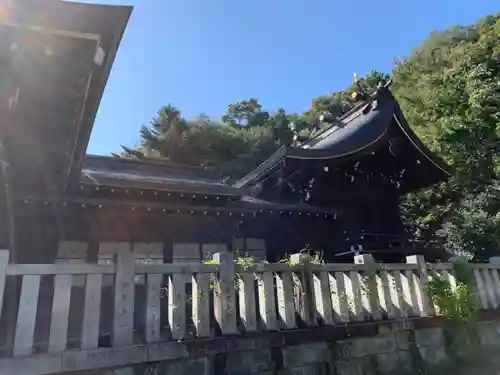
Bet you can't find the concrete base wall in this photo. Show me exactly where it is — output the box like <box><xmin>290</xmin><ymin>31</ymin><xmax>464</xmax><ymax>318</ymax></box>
<box><xmin>106</xmin><ymin>319</ymin><xmax>500</xmax><ymax>375</ymax></box>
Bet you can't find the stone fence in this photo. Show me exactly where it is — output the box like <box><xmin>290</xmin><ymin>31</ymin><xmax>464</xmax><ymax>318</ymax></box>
<box><xmin>0</xmin><ymin>246</ymin><xmax>500</xmax><ymax>374</ymax></box>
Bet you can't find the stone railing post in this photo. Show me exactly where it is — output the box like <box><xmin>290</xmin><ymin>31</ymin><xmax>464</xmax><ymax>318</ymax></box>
<box><xmin>449</xmin><ymin>255</ymin><xmax>468</xmax><ymax>263</ymax></box>
<box><xmin>354</xmin><ymin>254</ymin><xmax>382</xmax><ymax>320</ymax></box>
<box><xmin>290</xmin><ymin>253</ymin><xmax>317</xmax><ymax>326</ymax></box>
<box><xmin>0</xmin><ymin>250</ymin><xmax>9</xmax><ymax>316</ymax></box>
<box><xmin>406</xmin><ymin>254</ymin><xmax>432</xmax><ymax>317</ymax></box>
<box><xmin>448</xmin><ymin>256</ymin><xmax>488</xmax><ymax>310</ymax></box>
<box><xmin>489</xmin><ymin>256</ymin><xmax>500</xmax><ymax>265</ymax></box>
<box><xmin>212</xmin><ymin>251</ymin><xmax>238</xmax><ymax>335</ymax></box>
<box><xmin>112</xmin><ymin>244</ymin><xmax>135</xmax><ymax>347</ymax></box>
<box><xmin>488</xmin><ymin>257</ymin><xmax>500</xmax><ymax>302</ymax></box>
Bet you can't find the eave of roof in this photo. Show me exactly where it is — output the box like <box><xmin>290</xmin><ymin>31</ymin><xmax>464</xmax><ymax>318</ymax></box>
<box><xmin>391</xmin><ymin>103</ymin><xmax>451</xmax><ymax>179</ymax></box>
<box><xmin>237</xmin><ymin>196</ymin><xmax>333</xmax><ymax>215</ymax></box>
<box><xmin>12</xmin><ymin>193</ymin><xmax>334</xmax><ymax>217</ymax></box>
<box><xmin>0</xmin><ymin>1</ymin><xmax>133</xmax><ymax>193</ymax></box>
<box><xmin>61</xmin><ymin>2</ymin><xmax>133</xmax><ymax>191</ymax></box>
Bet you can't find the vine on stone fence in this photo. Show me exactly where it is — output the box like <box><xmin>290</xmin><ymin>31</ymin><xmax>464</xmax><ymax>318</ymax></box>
<box><xmin>279</xmin><ymin>251</ymin><xmax>325</xmax><ymax>300</ymax></box>
<box><xmin>202</xmin><ymin>252</ymin><xmax>257</xmax><ymax>293</ymax></box>
<box><xmin>427</xmin><ymin>260</ymin><xmax>479</xmax><ymax>362</ymax></box>
<box><xmin>201</xmin><ymin>249</ymin><xmax>325</xmax><ymax>293</ymax></box>
<box><xmin>279</xmin><ymin>249</ymin><xmax>325</xmax><ymax>266</ymax></box>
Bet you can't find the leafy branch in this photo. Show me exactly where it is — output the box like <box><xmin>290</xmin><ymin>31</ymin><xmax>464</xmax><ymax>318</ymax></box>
<box><xmin>427</xmin><ymin>260</ymin><xmax>479</xmax><ymax>362</ymax></box>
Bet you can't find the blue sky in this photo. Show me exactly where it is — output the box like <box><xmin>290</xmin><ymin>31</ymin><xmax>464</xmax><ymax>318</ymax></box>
<box><xmin>84</xmin><ymin>0</ymin><xmax>499</xmax><ymax>155</ymax></box>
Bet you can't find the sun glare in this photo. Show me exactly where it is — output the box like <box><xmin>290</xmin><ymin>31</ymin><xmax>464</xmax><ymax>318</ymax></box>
<box><xmin>0</xmin><ymin>4</ymin><xmax>11</xmax><ymax>24</ymax></box>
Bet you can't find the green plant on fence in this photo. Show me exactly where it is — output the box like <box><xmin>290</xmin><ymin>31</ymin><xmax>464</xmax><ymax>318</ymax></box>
<box><xmin>201</xmin><ymin>252</ymin><xmax>256</xmax><ymax>294</ymax></box>
<box><xmin>279</xmin><ymin>250</ymin><xmax>324</xmax><ymax>294</ymax></box>
<box><xmin>359</xmin><ymin>261</ymin><xmax>382</xmax><ymax>297</ymax></box>
<box><xmin>197</xmin><ymin>249</ymin><xmax>325</xmax><ymax>301</ymax></box>
<box><xmin>427</xmin><ymin>260</ymin><xmax>479</xmax><ymax>363</ymax></box>
<box><xmin>202</xmin><ymin>257</ymin><xmax>220</xmax><ymax>293</ymax></box>
<box><xmin>279</xmin><ymin>249</ymin><xmax>325</xmax><ymax>266</ymax></box>
<box><xmin>145</xmin><ymin>362</ymin><xmax>163</xmax><ymax>375</ymax></box>
<box><xmin>234</xmin><ymin>252</ymin><xmax>256</xmax><ymax>273</ymax></box>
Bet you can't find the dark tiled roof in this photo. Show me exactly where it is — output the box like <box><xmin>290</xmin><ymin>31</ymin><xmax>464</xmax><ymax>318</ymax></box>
<box><xmin>80</xmin><ymin>155</ymin><xmax>244</xmax><ymax>196</ymax></box>
<box><xmin>234</xmin><ymin>86</ymin><xmax>451</xmax><ymax>191</ymax></box>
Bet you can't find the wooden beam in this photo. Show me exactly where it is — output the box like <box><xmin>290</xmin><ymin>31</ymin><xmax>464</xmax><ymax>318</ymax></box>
<box><xmin>3</xmin><ymin>22</ymin><xmax>101</xmax><ymax>41</ymax></box>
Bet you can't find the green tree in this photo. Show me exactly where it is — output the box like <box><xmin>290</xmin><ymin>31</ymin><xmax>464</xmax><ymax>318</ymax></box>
<box><xmin>120</xmin><ymin>104</ymin><xmax>280</xmax><ymax>180</ymax></box>
<box><xmin>395</xmin><ymin>14</ymin><xmax>500</xmax><ymax>259</ymax></box>
<box><xmin>222</xmin><ymin>98</ymin><xmax>269</xmax><ymax>128</ymax></box>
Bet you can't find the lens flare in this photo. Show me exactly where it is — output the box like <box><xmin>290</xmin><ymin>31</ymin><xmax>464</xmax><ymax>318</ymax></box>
<box><xmin>0</xmin><ymin>4</ymin><xmax>11</xmax><ymax>24</ymax></box>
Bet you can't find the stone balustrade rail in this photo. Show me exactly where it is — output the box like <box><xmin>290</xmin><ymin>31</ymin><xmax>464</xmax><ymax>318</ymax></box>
<box><xmin>0</xmin><ymin>246</ymin><xmax>499</xmax><ymax>374</ymax></box>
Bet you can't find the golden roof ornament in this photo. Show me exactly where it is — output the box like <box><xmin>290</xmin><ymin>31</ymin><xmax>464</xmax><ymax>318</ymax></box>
<box><xmin>351</xmin><ymin>72</ymin><xmax>368</xmax><ymax>101</ymax></box>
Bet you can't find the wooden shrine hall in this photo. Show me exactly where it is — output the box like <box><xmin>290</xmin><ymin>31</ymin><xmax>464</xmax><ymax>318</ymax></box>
<box><xmin>0</xmin><ymin>0</ymin><xmax>453</xmax><ymax>271</ymax></box>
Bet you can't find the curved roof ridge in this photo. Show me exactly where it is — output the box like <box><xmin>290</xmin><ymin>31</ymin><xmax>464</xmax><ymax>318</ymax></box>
<box><xmin>233</xmin><ymin>88</ymin><xmax>396</xmax><ymax>188</ymax></box>
<box><xmin>233</xmin><ymin>85</ymin><xmax>452</xmax><ymax>191</ymax></box>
